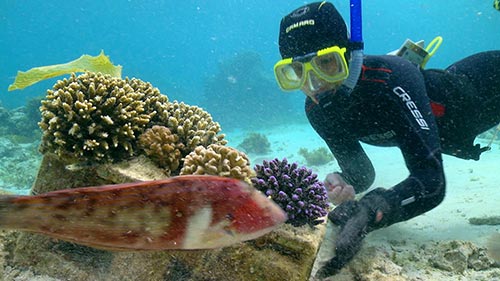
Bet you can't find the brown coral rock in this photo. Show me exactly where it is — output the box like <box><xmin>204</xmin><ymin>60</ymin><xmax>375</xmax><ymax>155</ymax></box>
<box><xmin>180</xmin><ymin>144</ymin><xmax>255</xmax><ymax>183</ymax></box>
<box><xmin>138</xmin><ymin>125</ymin><xmax>183</xmax><ymax>175</ymax></box>
<box><xmin>38</xmin><ymin>72</ymin><xmax>170</xmax><ymax>164</ymax></box>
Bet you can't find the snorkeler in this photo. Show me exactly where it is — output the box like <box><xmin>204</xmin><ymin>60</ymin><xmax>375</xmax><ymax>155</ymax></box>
<box><xmin>275</xmin><ymin>1</ymin><xmax>500</xmax><ymax>277</ymax></box>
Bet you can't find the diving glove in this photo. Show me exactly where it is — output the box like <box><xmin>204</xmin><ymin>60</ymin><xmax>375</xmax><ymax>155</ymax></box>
<box><xmin>316</xmin><ymin>189</ymin><xmax>391</xmax><ymax>278</ymax></box>
<box><xmin>448</xmin><ymin>143</ymin><xmax>491</xmax><ymax>160</ymax></box>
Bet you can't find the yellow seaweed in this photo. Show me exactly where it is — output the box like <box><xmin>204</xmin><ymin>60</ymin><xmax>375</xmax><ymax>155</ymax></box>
<box><xmin>8</xmin><ymin>50</ymin><xmax>122</xmax><ymax>91</ymax></box>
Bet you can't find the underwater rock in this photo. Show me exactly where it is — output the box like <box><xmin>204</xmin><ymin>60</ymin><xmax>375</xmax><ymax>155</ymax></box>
<box><xmin>106</xmin><ymin>222</ymin><xmax>326</xmax><ymax>281</ymax></box>
<box><xmin>97</xmin><ymin>155</ymin><xmax>169</xmax><ymax>183</ymax></box>
<box><xmin>430</xmin><ymin>240</ymin><xmax>496</xmax><ymax>273</ymax></box>
<box><xmin>313</xmin><ymin>238</ymin><xmax>500</xmax><ymax>280</ymax></box>
<box><xmin>469</xmin><ymin>216</ymin><xmax>500</xmax><ymax>225</ymax></box>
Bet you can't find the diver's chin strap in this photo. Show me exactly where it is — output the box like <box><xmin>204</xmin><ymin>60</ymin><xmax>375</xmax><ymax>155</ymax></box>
<box><xmin>341</xmin><ymin>48</ymin><xmax>364</xmax><ymax>93</ymax></box>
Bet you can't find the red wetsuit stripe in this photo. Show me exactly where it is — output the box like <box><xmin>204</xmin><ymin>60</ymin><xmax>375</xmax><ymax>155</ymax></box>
<box><xmin>360</xmin><ymin>65</ymin><xmax>393</xmax><ymax>83</ymax></box>
<box><xmin>430</xmin><ymin>101</ymin><xmax>446</xmax><ymax>117</ymax></box>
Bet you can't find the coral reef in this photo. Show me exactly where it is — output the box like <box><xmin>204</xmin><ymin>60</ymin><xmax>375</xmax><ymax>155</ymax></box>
<box><xmin>0</xmin><ymin>98</ymin><xmax>42</xmax><ymax>143</ymax></box>
<box><xmin>180</xmin><ymin>144</ymin><xmax>255</xmax><ymax>183</ymax></box>
<box><xmin>237</xmin><ymin>132</ymin><xmax>271</xmax><ymax>154</ymax></box>
<box><xmin>37</xmin><ymin>71</ymin><xmax>228</xmax><ymax>171</ymax></box>
<box><xmin>202</xmin><ymin>52</ymin><xmax>304</xmax><ymax>130</ymax></box>
<box><xmin>138</xmin><ymin>125</ymin><xmax>184</xmax><ymax>175</ymax></box>
<box><xmin>38</xmin><ymin>72</ymin><xmax>170</xmax><ymax>164</ymax></box>
<box><xmin>165</xmin><ymin>101</ymin><xmax>227</xmax><ymax>156</ymax></box>
<box><xmin>0</xmin><ymin>137</ymin><xmax>41</xmax><ymax>193</ymax></box>
<box><xmin>252</xmin><ymin>158</ymin><xmax>329</xmax><ymax>227</ymax></box>
<box><xmin>298</xmin><ymin>147</ymin><xmax>334</xmax><ymax>166</ymax></box>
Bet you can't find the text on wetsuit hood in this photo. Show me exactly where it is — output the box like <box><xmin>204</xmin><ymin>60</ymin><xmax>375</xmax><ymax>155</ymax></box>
<box><xmin>393</xmin><ymin>86</ymin><xmax>430</xmax><ymax>130</ymax></box>
<box><xmin>286</xmin><ymin>20</ymin><xmax>315</xmax><ymax>33</ymax></box>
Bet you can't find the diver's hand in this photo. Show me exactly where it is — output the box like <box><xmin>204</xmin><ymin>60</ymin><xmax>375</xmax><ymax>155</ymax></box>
<box><xmin>316</xmin><ymin>201</ymin><xmax>370</xmax><ymax>278</ymax></box>
<box><xmin>316</xmin><ymin>189</ymin><xmax>390</xmax><ymax>278</ymax></box>
<box><xmin>324</xmin><ymin>173</ymin><xmax>355</xmax><ymax>205</ymax></box>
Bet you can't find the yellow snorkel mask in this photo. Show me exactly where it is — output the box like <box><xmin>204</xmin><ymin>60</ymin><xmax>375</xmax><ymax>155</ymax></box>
<box><xmin>274</xmin><ymin>46</ymin><xmax>349</xmax><ymax>91</ymax></box>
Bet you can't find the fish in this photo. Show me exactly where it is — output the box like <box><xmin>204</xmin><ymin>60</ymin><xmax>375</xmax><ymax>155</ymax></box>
<box><xmin>0</xmin><ymin>175</ymin><xmax>287</xmax><ymax>251</ymax></box>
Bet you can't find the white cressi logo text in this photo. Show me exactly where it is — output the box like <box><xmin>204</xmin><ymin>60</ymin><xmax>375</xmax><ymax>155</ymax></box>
<box><xmin>286</xmin><ymin>19</ymin><xmax>315</xmax><ymax>33</ymax></box>
<box><xmin>392</xmin><ymin>86</ymin><xmax>430</xmax><ymax>130</ymax></box>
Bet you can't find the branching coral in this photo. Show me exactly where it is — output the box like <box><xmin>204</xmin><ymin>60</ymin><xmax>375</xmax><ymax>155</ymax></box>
<box><xmin>252</xmin><ymin>158</ymin><xmax>329</xmax><ymax>227</ymax></box>
<box><xmin>180</xmin><ymin>144</ymin><xmax>255</xmax><ymax>183</ymax></box>
<box><xmin>166</xmin><ymin>101</ymin><xmax>227</xmax><ymax>157</ymax></box>
<box><xmin>138</xmin><ymin>125</ymin><xmax>184</xmax><ymax>175</ymax></box>
<box><xmin>298</xmin><ymin>147</ymin><xmax>334</xmax><ymax>166</ymax></box>
<box><xmin>237</xmin><ymin>132</ymin><xmax>271</xmax><ymax>154</ymax></box>
<box><xmin>38</xmin><ymin>72</ymin><xmax>170</xmax><ymax>163</ymax></box>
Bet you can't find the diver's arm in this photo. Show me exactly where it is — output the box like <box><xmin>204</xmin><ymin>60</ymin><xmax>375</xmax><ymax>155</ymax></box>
<box><xmin>364</xmin><ymin>64</ymin><xmax>445</xmax><ymax>227</ymax></box>
<box><xmin>305</xmin><ymin>97</ymin><xmax>375</xmax><ymax>193</ymax></box>
<box><xmin>325</xmin><ymin>138</ymin><xmax>375</xmax><ymax>193</ymax></box>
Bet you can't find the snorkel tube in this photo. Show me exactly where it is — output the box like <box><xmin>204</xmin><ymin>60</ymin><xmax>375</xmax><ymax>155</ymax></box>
<box><xmin>342</xmin><ymin>0</ymin><xmax>364</xmax><ymax>91</ymax></box>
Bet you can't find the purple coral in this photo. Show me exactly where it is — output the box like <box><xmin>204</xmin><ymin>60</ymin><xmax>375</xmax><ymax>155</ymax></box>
<box><xmin>251</xmin><ymin>158</ymin><xmax>329</xmax><ymax>227</ymax></box>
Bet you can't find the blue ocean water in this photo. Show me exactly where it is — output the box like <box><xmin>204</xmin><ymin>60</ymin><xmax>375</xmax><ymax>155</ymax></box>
<box><xmin>1</xmin><ymin>0</ymin><xmax>499</xmax><ymax>110</ymax></box>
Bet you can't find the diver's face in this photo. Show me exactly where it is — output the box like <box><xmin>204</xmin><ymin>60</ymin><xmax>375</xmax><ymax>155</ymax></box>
<box><xmin>300</xmin><ymin>72</ymin><xmax>343</xmax><ymax>104</ymax></box>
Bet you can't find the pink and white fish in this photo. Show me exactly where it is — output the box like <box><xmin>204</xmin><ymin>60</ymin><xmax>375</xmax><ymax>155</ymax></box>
<box><xmin>0</xmin><ymin>175</ymin><xmax>286</xmax><ymax>251</ymax></box>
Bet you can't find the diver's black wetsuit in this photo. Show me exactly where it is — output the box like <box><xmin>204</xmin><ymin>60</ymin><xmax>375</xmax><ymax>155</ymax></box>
<box><xmin>306</xmin><ymin>51</ymin><xmax>500</xmax><ymax>227</ymax></box>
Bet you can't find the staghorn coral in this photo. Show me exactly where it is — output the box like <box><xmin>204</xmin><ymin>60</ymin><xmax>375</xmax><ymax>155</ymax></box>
<box><xmin>38</xmin><ymin>72</ymin><xmax>170</xmax><ymax>164</ymax></box>
<box><xmin>138</xmin><ymin>125</ymin><xmax>184</xmax><ymax>175</ymax></box>
<box><xmin>252</xmin><ymin>158</ymin><xmax>329</xmax><ymax>227</ymax></box>
<box><xmin>237</xmin><ymin>132</ymin><xmax>271</xmax><ymax>154</ymax></box>
<box><xmin>166</xmin><ymin>101</ymin><xmax>227</xmax><ymax>157</ymax></box>
<box><xmin>180</xmin><ymin>144</ymin><xmax>255</xmax><ymax>183</ymax></box>
<box><xmin>298</xmin><ymin>147</ymin><xmax>334</xmax><ymax>166</ymax></box>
